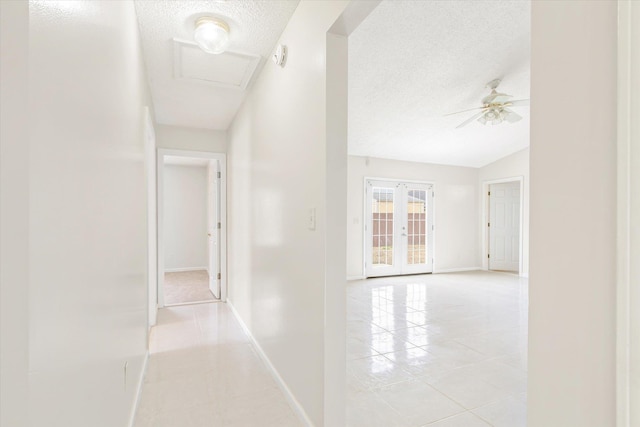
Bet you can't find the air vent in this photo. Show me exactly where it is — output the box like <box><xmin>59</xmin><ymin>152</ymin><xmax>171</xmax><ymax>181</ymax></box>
<box><xmin>173</xmin><ymin>38</ymin><xmax>260</xmax><ymax>91</ymax></box>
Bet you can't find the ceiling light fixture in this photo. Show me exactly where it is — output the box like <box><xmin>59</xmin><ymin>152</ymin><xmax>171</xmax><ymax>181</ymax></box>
<box><xmin>194</xmin><ymin>17</ymin><xmax>230</xmax><ymax>54</ymax></box>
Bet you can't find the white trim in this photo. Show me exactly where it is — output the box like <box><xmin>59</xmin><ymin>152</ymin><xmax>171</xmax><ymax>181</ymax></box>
<box><xmin>227</xmin><ymin>301</ymin><xmax>314</xmax><ymax>427</ymax></box>
<box><xmin>157</xmin><ymin>149</ymin><xmax>227</xmax><ymax>307</ymax></box>
<box><xmin>144</xmin><ymin>107</ymin><xmax>157</xmax><ymax>330</ymax></box>
<box><xmin>128</xmin><ymin>351</ymin><xmax>149</xmax><ymax>427</ymax></box>
<box><xmin>433</xmin><ymin>267</ymin><xmax>481</xmax><ymax>274</ymax></box>
<box><xmin>481</xmin><ymin>176</ymin><xmax>525</xmax><ymax>276</ymax></box>
<box><xmin>617</xmin><ymin>2</ymin><xmax>639</xmax><ymax>425</ymax></box>
<box><xmin>347</xmin><ymin>275</ymin><xmax>365</xmax><ymax>281</ymax></box>
<box><xmin>164</xmin><ymin>267</ymin><xmax>207</xmax><ymax>273</ymax></box>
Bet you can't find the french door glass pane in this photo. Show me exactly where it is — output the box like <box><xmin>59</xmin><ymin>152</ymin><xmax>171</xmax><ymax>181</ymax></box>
<box><xmin>406</xmin><ymin>189</ymin><xmax>427</xmax><ymax>265</ymax></box>
<box><xmin>372</xmin><ymin>187</ymin><xmax>394</xmax><ymax>266</ymax></box>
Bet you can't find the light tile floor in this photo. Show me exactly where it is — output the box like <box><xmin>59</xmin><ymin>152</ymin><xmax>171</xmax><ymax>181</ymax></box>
<box><xmin>346</xmin><ymin>271</ymin><xmax>528</xmax><ymax>427</ymax></box>
<box><xmin>133</xmin><ymin>303</ymin><xmax>302</xmax><ymax>427</ymax></box>
<box><xmin>164</xmin><ymin>270</ymin><xmax>216</xmax><ymax>306</ymax></box>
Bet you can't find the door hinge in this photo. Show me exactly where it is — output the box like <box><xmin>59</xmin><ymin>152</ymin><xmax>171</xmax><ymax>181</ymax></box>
<box><xmin>488</xmin><ymin>222</ymin><xmax>490</xmax><ymax>227</ymax></box>
<box><xmin>217</xmin><ymin>171</ymin><xmax>221</xmax><ymax>179</ymax></box>
<box><xmin>217</xmin><ymin>222</ymin><xmax>221</xmax><ymax>229</ymax></box>
<box><xmin>217</xmin><ymin>272</ymin><xmax>221</xmax><ymax>280</ymax></box>
<box><xmin>488</xmin><ymin>191</ymin><xmax>491</xmax><ymax>196</ymax></box>
<box><xmin>488</xmin><ymin>254</ymin><xmax>490</xmax><ymax>259</ymax></box>
<box><xmin>432</xmin><ymin>225</ymin><xmax>434</xmax><ymax>231</ymax></box>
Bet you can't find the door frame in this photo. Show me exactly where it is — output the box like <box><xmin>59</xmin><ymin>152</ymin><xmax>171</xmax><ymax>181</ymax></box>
<box><xmin>617</xmin><ymin>1</ymin><xmax>639</xmax><ymax>424</ymax></box>
<box><xmin>482</xmin><ymin>176</ymin><xmax>524</xmax><ymax>275</ymax></box>
<box><xmin>143</xmin><ymin>107</ymin><xmax>157</xmax><ymax>328</ymax></box>
<box><xmin>156</xmin><ymin>149</ymin><xmax>227</xmax><ymax>307</ymax></box>
<box><xmin>363</xmin><ymin>176</ymin><xmax>436</xmax><ymax>278</ymax></box>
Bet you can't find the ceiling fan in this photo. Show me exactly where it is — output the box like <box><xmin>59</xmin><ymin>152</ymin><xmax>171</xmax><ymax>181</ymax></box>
<box><xmin>447</xmin><ymin>79</ymin><xmax>529</xmax><ymax>128</ymax></box>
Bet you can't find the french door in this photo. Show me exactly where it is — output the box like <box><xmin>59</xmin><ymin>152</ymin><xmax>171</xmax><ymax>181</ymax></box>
<box><xmin>365</xmin><ymin>179</ymin><xmax>434</xmax><ymax>277</ymax></box>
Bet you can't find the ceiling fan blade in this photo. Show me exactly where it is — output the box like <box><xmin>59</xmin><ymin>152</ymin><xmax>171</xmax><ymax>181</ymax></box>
<box><xmin>504</xmin><ymin>108</ymin><xmax>522</xmax><ymax>123</ymax></box>
<box><xmin>444</xmin><ymin>106</ymin><xmax>486</xmax><ymax>117</ymax></box>
<box><xmin>507</xmin><ymin>99</ymin><xmax>530</xmax><ymax>107</ymax></box>
<box><xmin>456</xmin><ymin>111</ymin><xmax>485</xmax><ymax>128</ymax></box>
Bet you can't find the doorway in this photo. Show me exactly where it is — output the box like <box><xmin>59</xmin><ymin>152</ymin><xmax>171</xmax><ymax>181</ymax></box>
<box><xmin>157</xmin><ymin>149</ymin><xmax>227</xmax><ymax>307</ymax></box>
<box><xmin>365</xmin><ymin>179</ymin><xmax>434</xmax><ymax>277</ymax></box>
<box><xmin>485</xmin><ymin>178</ymin><xmax>523</xmax><ymax>274</ymax></box>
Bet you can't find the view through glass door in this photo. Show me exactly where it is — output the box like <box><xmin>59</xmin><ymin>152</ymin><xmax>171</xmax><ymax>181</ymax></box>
<box><xmin>365</xmin><ymin>179</ymin><xmax>434</xmax><ymax>277</ymax></box>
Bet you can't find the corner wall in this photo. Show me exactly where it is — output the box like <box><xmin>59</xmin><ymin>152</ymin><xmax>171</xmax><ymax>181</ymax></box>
<box><xmin>528</xmin><ymin>2</ymin><xmax>617</xmax><ymax>425</ymax></box>
<box><xmin>0</xmin><ymin>2</ymin><xmax>29</xmax><ymax>425</ymax></box>
<box><xmin>226</xmin><ymin>1</ymin><xmax>349</xmax><ymax>425</ymax></box>
<box><xmin>347</xmin><ymin>156</ymin><xmax>479</xmax><ymax>278</ymax></box>
<box><xmin>28</xmin><ymin>1</ymin><xmax>151</xmax><ymax>425</ymax></box>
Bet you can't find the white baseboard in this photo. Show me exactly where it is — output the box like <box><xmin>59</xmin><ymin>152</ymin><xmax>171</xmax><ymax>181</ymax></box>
<box><xmin>227</xmin><ymin>300</ymin><xmax>314</xmax><ymax>427</ymax></box>
<box><xmin>433</xmin><ymin>267</ymin><xmax>481</xmax><ymax>274</ymax></box>
<box><xmin>128</xmin><ymin>351</ymin><xmax>149</xmax><ymax>427</ymax></box>
<box><xmin>347</xmin><ymin>275</ymin><xmax>365</xmax><ymax>281</ymax></box>
<box><xmin>164</xmin><ymin>267</ymin><xmax>207</xmax><ymax>273</ymax></box>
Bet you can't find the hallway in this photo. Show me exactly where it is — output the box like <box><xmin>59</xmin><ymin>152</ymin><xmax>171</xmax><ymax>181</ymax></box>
<box><xmin>133</xmin><ymin>303</ymin><xmax>301</xmax><ymax>427</ymax></box>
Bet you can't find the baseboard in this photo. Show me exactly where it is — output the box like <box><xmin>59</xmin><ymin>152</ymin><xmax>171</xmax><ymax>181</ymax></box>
<box><xmin>128</xmin><ymin>351</ymin><xmax>149</xmax><ymax>427</ymax></box>
<box><xmin>347</xmin><ymin>275</ymin><xmax>365</xmax><ymax>281</ymax></box>
<box><xmin>433</xmin><ymin>267</ymin><xmax>481</xmax><ymax>274</ymax></box>
<box><xmin>227</xmin><ymin>300</ymin><xmax>314</xmax><ymax>427</ymax></box>
<box><xmin>164</xmin><ymin>267</ymin><xmax>207</xmax><ymax>273</ymax></box>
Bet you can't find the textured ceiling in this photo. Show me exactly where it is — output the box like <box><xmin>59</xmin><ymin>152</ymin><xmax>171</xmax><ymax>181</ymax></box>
<box><xmin>134</xmin><ymin>0</ymin><xmax>299</xmax><ymax>130</ymax></box>
<box><xmin>349</xmin><ymin>0</ymin><xmax>531</xmax><ymax>168</ymax></box>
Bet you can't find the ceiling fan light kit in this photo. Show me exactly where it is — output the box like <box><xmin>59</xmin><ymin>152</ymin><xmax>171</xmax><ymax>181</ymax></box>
<box><xmin>194</xmin><ymin>16</ymin><xmax>230</xmax><ymax>54</ymax></box>
<box><xmin>447</xmin><ymin>78</ymin><xmax>530</xmax><ymax>128</ymax></box>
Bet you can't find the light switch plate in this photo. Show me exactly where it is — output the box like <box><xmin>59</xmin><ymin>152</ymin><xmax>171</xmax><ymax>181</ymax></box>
<box><xmin>308</xmin><ymin>208</ymin><xmax>316</xmax><ymax>230</ymax></box>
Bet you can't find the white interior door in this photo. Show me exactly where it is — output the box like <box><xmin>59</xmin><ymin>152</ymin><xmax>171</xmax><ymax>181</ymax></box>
<box><xmin>488</xmin><ymin>181</ymin><xmax>520</xmax><ymax>272</ymax></box>
<box><xmin>207</xmin><ymin>161</ymin><xmax>221</xmax><ymax>299</ymax></box>
<box><xmin>365</xmin><ymin>179</ymin><xmax>433</xmax><ymax>277</ymax></box>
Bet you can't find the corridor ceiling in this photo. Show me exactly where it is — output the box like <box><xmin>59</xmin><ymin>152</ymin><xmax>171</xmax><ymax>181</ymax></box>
<box><xmin>134</xmin><ymin>0</ymin><xmax>299</xmax><ymax>130</ymax></box>
<box><xmin>349</xmin><ymin>0</ymin><xmax>531</xmax><ymax>168</ymax></box>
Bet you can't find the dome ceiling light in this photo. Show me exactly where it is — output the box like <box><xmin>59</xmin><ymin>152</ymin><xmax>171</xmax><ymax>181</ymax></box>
<box><xmin>193</xmin><ymin>16</ymin><xmax>230</xmax><ymax>54</ymax></box>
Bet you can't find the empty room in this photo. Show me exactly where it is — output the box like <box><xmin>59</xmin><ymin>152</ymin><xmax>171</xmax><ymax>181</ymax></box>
<box><xmin>1</xmin><ymin>1</ymin><xmax>635</xmax><ymax>427</ymax></box>
<box><xmin>344</xmin><ymin>2</ymin><xmax>530</xmax><ymax>426</ymax></box>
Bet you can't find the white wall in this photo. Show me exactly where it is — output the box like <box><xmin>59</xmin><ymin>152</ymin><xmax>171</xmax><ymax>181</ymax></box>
<box><xmin>226</xmin><ymin>1</ymin><xmax>349</xmax><ymax>425</ymax></box>
<box><xmin>479</xmin><ymin>148</ymin><xmax>529</xmax><ymax>276</ymax></box>
<box><xmin>528</xmin><ymin>2</ymin><xmax>617</xmax><ymax>426</ymax></box>
<box><xmin>0</xmin><ymin>1</ymin><xmax>29</xmax><ymax>425</ymax></box>
<box><xmin>163</xmin><ymin>165</ymin><xmax>208</xmax><ymax>271</ymax></box>
<box><xmin>156</xmin><ymin>124</ymin><xmax>226</xmax><ymax>153</ymax></box>
<box><xmin>347</xmin><ymin>156</ymin><xmax>479</xmax><ymax>278</ymax></box>
<box><xmin>28</xmin><ymin>1</ymin><xmax>150</xmax><ymax>426</ymax></box>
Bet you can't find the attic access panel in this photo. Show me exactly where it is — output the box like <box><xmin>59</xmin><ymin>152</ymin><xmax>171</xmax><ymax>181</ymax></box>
<box><xmin>173</xmin><ymin>38</ymin><xmax>260</xmax><ymax>91</ymax></box>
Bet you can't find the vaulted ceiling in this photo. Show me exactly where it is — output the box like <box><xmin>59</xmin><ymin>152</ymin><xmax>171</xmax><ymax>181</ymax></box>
<box><xmin>349</xmin><ymin>0</ymin><xmax>531</xmax><ymax>167</ymax></box>
<box><xmin>135</xmin><ymin>0</ymin><xmax>530</xmax><ymax>167</ymax></box>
